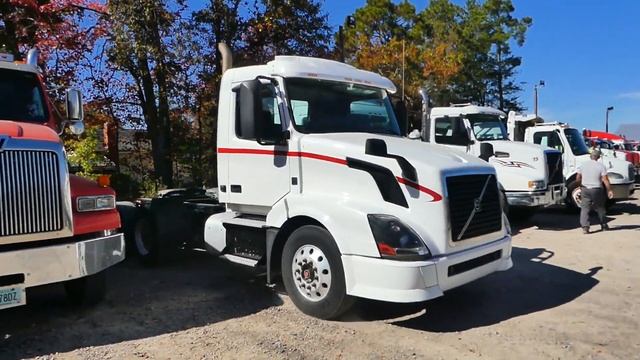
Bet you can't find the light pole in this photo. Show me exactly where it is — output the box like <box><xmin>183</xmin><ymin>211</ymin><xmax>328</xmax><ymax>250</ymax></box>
<box><xmin>605</xmin><ymin>106</ymin><xmax>614</xmax><ymax>133</ymax></box>
<box><xmin>338</xmin><ymin>16</ymin><xmax>356</xmax><ymax>63</ymax></box>
<box><xmin>534</xmin><ymin>80</ymin><xmax>545</xmax><ymax>117</ymax></box>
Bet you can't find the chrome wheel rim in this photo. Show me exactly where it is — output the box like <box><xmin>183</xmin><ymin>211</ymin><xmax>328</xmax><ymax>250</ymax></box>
<box><xmin>572</xmin><ymin>187</ymin><xmax>582</xmax><ymax>207</ymax></box>
<box><xmin>291</xmin><ymin>244</ymin><xmax>331</xmax><ymax>302</ymax></box>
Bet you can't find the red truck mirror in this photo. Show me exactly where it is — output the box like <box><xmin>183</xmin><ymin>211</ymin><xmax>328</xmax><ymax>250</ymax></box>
<box><xmin>66</xmin><ymin>88</ymin><xmax>83</xmax><ymax>121</ymax></box>
<box><xmin>65</xmin><ymin>89</ymin><xmax>84</xmax><ymax>135</ymax></box>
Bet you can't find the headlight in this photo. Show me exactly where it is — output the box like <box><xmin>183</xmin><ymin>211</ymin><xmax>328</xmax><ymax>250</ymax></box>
<box><xmin>527</xmin><ymin>180</ymin><xmax>546</xmax><ymax>190</ymax></box>
<box><xmin>607</xmin><ymin>172</ymin><xmax>624</xmax><ymax>180</ymax></box>
<box><xmin>76</xmin><ymin>195</ymin><xmax>116</xmax><ymax>212</ymax></box>
<box><xmin>367</xmin><ymin>214</ymin><xmax>431</xmax><ymax>261</ymax></box>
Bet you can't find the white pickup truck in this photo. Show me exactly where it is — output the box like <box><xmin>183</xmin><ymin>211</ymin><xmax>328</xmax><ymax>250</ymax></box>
<box><xmin>123</xmin><ymin>47</ymin><xmax>513</xmax><ymax>319</ymax></box>
<box><xmin>415</xmin><ymin>96</ymin><xmax>565</xmax><ymax>217</ymax></box>
<box><xmin>507</xmin><ymin>113</ymin><xmax>635</xmax><ymax>208</ymax></box>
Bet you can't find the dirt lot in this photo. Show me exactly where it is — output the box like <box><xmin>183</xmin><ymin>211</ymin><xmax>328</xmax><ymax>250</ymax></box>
<box><xmin>2</xmin><ymin>197</ymin><xmax>639</xmax><ymax>360</ymax></box>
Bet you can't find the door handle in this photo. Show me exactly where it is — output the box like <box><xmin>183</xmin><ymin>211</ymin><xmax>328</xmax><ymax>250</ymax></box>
<box><xmin>230</xmin><ymin>185</ymin><xmax>242</xmax><ymax>193</ymax></box>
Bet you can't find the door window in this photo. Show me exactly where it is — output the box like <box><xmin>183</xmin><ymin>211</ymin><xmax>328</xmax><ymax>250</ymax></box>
<box><xmin>533</xmin><ymin>131</ymin><xmax>564</xmax><ymax>153</ymax></box>
<box><xmin>434</xmin><ymin>117</ymin><xmax>469</xmax><ymax>145</ymax></box>
<box><xmin>235</xmin><ymin>84</ymin><xmax>283</xmax><ymax>140</ymax></box>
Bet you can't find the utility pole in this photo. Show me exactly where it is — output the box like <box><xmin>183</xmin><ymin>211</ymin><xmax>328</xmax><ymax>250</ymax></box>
<box><xmin>605</xmin><ymin>106</ymin><xmax>614</xmax><ymax>133</ymax></box>
<box><xmin>338</xmin><ymin>25</ymin><xmax>344</xmax><ymax>62</ymax></box>
<box><xmin>402</xmin><ymin>39</ymin><xmax>405</xmax><ymax>100</ymax></box>
<box><xmin>534</xmin><ymin>80</ymin><xmax>545</xmax><ymax>117</ymax></box>
<box><xmin>338</xmin><ymin>16</ymin><xmax>356</xmax><ymax>63</ymax></box>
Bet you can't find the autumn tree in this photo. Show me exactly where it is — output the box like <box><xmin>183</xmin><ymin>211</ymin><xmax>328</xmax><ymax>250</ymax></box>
<box><xmin>420</xmin><ymin>0</ymin><xmax>465</xmax><ymax>105</ymax></box>
<box><xmin>107</xmin><ymin>0</ymin><xmax>188</xmax><ymax>188</ymax></box>
<box><xmin>241</xmin><ymin>0</ymin><xmax>332</xmax><ymax>64</ymax></box>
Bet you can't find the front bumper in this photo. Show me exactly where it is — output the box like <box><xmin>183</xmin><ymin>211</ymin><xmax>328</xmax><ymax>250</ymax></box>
<box><xmin>0</xmin><ymin>233</ymin><xmax>125</xmax><ymax>288</ymax></box>
<box><xmin>342</xmin><ymin>235</ymin><xmax>512</xmax><ymax>303</ymax></box>
<box><xmin>611</xmin><ymin>182</ymin><xmax>634</xmax><ymax>200</ymax></box>
<box><xmin>506</xmin><ymin>184</ymin><xmax>566</xmax><ymax>207</ymax></box>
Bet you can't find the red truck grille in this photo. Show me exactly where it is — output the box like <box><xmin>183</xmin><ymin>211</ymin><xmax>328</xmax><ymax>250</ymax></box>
<box><xmin>0</xmin><ymin>150</ymin><xmax>64</xmax><ymax>237</ymax></box>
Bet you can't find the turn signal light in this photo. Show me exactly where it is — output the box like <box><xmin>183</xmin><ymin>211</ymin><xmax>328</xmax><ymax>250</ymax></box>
<box><xmin>97</xmin><ymin>175</ymin><xmax>110</xmax><ymax>187</ymax></box>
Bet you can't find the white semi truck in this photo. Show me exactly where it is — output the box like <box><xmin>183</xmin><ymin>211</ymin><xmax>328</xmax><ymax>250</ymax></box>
<box><xmin>506</xmin><ymin>113</ymin><xmax>635</xmax><ymax>208</ymax></box>
<box><xmin>415</xmin><ymin>95</ymin><xmax>565</xmax><ymax>217</ymax></box>
<box><xmin>122</xmin><ymin>47</ymin><xmax>513</xmax><ymax>319</ymax></box>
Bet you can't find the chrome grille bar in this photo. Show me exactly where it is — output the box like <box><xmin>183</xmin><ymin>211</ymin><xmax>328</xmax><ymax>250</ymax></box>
<box><xmin>0</xmin><ymin>150</ymin><xmax>63</xmax><ymax>237</ymax></box>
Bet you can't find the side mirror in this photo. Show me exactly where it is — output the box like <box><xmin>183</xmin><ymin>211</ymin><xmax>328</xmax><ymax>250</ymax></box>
<box><xmin>66</xmin><ymin>88</ymin><xmax>84</xmax><ymax>122</ymax></box>
<box><xmin>236</xmin><ymin>79</ymin><xmax>263</xmax><ymax>140</ymax></box>
<box><xmin>407</xmin><ymin>129</ymin><xmax>421</xmax><ymax>140</ymax></box>
<box><xmin>68</xmin><ymin>121</ymin><xmax>85</xmax><ymax>135</ymax></box>
<box><xmin>391</xmin><ymin>98</ymin><xmax>408</xmax><ymax>136</ymax></box>
<box><xmin>235</xmin><ymin>79</ymin><xmax>284</xmax><ymax>145</ymax></box>
<box><xmin>479</xmin><ymin>142</ymin><xmax>494</xmax><ymax>161</ymax></box>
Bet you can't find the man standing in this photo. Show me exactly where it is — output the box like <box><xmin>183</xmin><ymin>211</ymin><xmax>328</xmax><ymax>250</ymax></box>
<box><xmin>576</xmin><ymin>150</ymin><xmax>614</xmax><ymax>233</ymax></box>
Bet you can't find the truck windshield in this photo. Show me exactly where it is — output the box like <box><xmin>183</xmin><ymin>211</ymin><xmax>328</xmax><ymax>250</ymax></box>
<box><xmin>0</xmin><ymin>69</ymin><xmax>48</xmax><ymax>123</ymax></box>
<box><xmin>564</xmin><ymin>128</ymin><xmax>590</xmax><ymax>155</ymax></box>
<box><xmin>466</xmin><ymin>114</ymin><xmax>508</xmax><ymax>140</ymax></box>
<box><xmin>284</xmin><ymin>78</ymin><xmax>401</xmax><ymax>135</ymax></box>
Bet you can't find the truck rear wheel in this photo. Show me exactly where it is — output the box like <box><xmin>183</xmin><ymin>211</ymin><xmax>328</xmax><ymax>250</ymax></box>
<box><xmin>281</xmin><ymin>225</ymin><xmax>353</xmax><ymax>319</ymax></box>
<box><xmin>134</xmin><ymin>216</ymin><xmax>169</xmax><ymax>266</ymax></box>
<box><xmin>64</xmin><ymin>271</ymin><xmax>106</xmax><ymax>306</ymax></box>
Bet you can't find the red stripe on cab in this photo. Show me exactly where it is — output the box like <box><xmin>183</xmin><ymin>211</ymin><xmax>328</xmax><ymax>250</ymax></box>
<box><xmin>217</xmin><ymin>147</ymin><xmax>442</xmax><ymax>202</ymax></box>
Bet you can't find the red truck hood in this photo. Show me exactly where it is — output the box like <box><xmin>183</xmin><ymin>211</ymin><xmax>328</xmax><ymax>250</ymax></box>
<box><xmin>0</xmin><ymin>120</ymin><xmax>60</xmax><ymax>143</ymax></box>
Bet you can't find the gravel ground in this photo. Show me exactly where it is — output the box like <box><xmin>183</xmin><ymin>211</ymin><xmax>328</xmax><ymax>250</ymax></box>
<box><xmin>1</xmin><ymin>197</ymin><xmax>639</xmax><ymax>360</ymax></box>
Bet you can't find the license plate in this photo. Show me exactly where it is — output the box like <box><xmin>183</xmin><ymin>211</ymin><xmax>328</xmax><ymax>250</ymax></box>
<box><xmin>0</xmin><ymin>285</ymin><xmax>26</xmax><ymax>310</ymax></box>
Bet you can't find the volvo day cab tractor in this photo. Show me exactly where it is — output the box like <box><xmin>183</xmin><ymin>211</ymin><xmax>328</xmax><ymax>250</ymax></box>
<box><xmin>126</xmin><ymin>46</ymin><xmax>513</xmax><ymax>320</ymax></box>
<box><xmin>415</xmin><ymin>95</ymin><xmax>565</xmax><ymax>217</ymax></box>
<box><xmin>207</xmin><ymin>49</ymin><xmax>514</xmax><ymax>319</ymax></box>
<box><xmin>0</xmin><ymin>49</ymin><xmax>124</xmax><ymax>311</ymax></box>
<box><xmin>507</xmin><ymin>114</ymin><xmax>635</xmax><ymax>208</ymax></box>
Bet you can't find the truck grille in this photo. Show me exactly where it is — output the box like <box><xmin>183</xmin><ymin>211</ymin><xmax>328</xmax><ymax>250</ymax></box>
<box><xmin>546</xmin><ymin>152</ymin><xmax>564</xmax><ymax>185</ymax></box>
<box><xmin>0</xmin><ymin>150</ymin><xmax>64</xmax><ymax>237</ymax></box>
<box><xmin>446</xmin><ymin>174</ymin><xmax>501</xmax><ymax>241</ymax></box>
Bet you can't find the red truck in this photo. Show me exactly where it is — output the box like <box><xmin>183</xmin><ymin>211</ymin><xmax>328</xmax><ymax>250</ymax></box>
<box><xmin>0</xmin><ymin>49</ymin><xmax>124</xmax><ymax>310</ymax></box>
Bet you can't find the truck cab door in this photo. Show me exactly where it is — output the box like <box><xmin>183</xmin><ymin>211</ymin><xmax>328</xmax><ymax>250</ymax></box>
<box><xmin>531</xmin><ymin>129</ymin><xmax>574</xmax><ymax>175</ymax></box>
<box><xmin>223</xmin><ymin>81</ymin><xmax>291</xmax><ymax>211</ymax></box>
<box><xmin>432</xmin><ymin>116</ymin><xmax>474</xmax><ymax>153</ymax></box>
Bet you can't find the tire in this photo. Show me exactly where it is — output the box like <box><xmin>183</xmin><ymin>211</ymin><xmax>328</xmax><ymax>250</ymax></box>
<box><xmin>565</xmin><ymin>180</ymin><xmax>581</xmax><ymax>210</ymax></box>
<box><xmin>134</xmin><ymin>216</ymin><xmax>167</xmax><ymax>266</ymax></box>
<box><xmin>281</xmin><ymin>225</ymin><xmax>354</xmax><ymax>319</ymax></box>
<box><xmin>117</xmin><ymin>201</ymin><xmax>140</xmax><ymax>257</ymax></box>
<box><xmin>64</xmin><ymin>271</ymin><xmax>107</xmax><ymax>306</ymax></box>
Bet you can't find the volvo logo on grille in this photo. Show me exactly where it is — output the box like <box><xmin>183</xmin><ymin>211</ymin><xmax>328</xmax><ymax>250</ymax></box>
<box><xmin>0</xmin><ymin>137</ymin><xmax>6</xmax><ymax>151</ymax></box>
<box><xmin>473</xmin><ymin>197</ymin><xmax>483</xmax><ymax>212</ymax></box>
<box><xmin>457</xmin><ymin>175</ymin><xmax>493</xmax><ymax>240</ymax></box>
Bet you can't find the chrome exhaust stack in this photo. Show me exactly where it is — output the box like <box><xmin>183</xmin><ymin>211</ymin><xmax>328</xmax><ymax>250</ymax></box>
<box><xmin>218</xmin><ymin>42</ymin><xmax>232</xmax><ymax>74</ymax></box>
<box><xmin>26</xmin><ymin>48</ymin><xmax>39</xmax><ymax>68</ymax></box>
<box><xmin>419</xmin><ymin>88</ymin><xmax>430</xmax><ymax>142</ymax></box>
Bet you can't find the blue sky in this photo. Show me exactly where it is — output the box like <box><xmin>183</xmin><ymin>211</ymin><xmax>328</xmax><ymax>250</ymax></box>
<box><xmin>191</xmin><ymin>0</ymin><xmax>640</xmax><ymax>134</ymax></box>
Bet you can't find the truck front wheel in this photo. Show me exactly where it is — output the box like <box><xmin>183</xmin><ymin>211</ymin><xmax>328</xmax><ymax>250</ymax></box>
<box><xmin>281</xmin><ymin>225</ymin><xmax>354</xmax><ymax>319</ymax></box>
<box><xmin>64</xmin><ymin>271</ymin><xmax>107</xmax><ymax>306</ymax></box>
<box><xmin>566</xmin><ymin>180</ymin><xmax>581</xmax><ymax>210</ymax></box>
